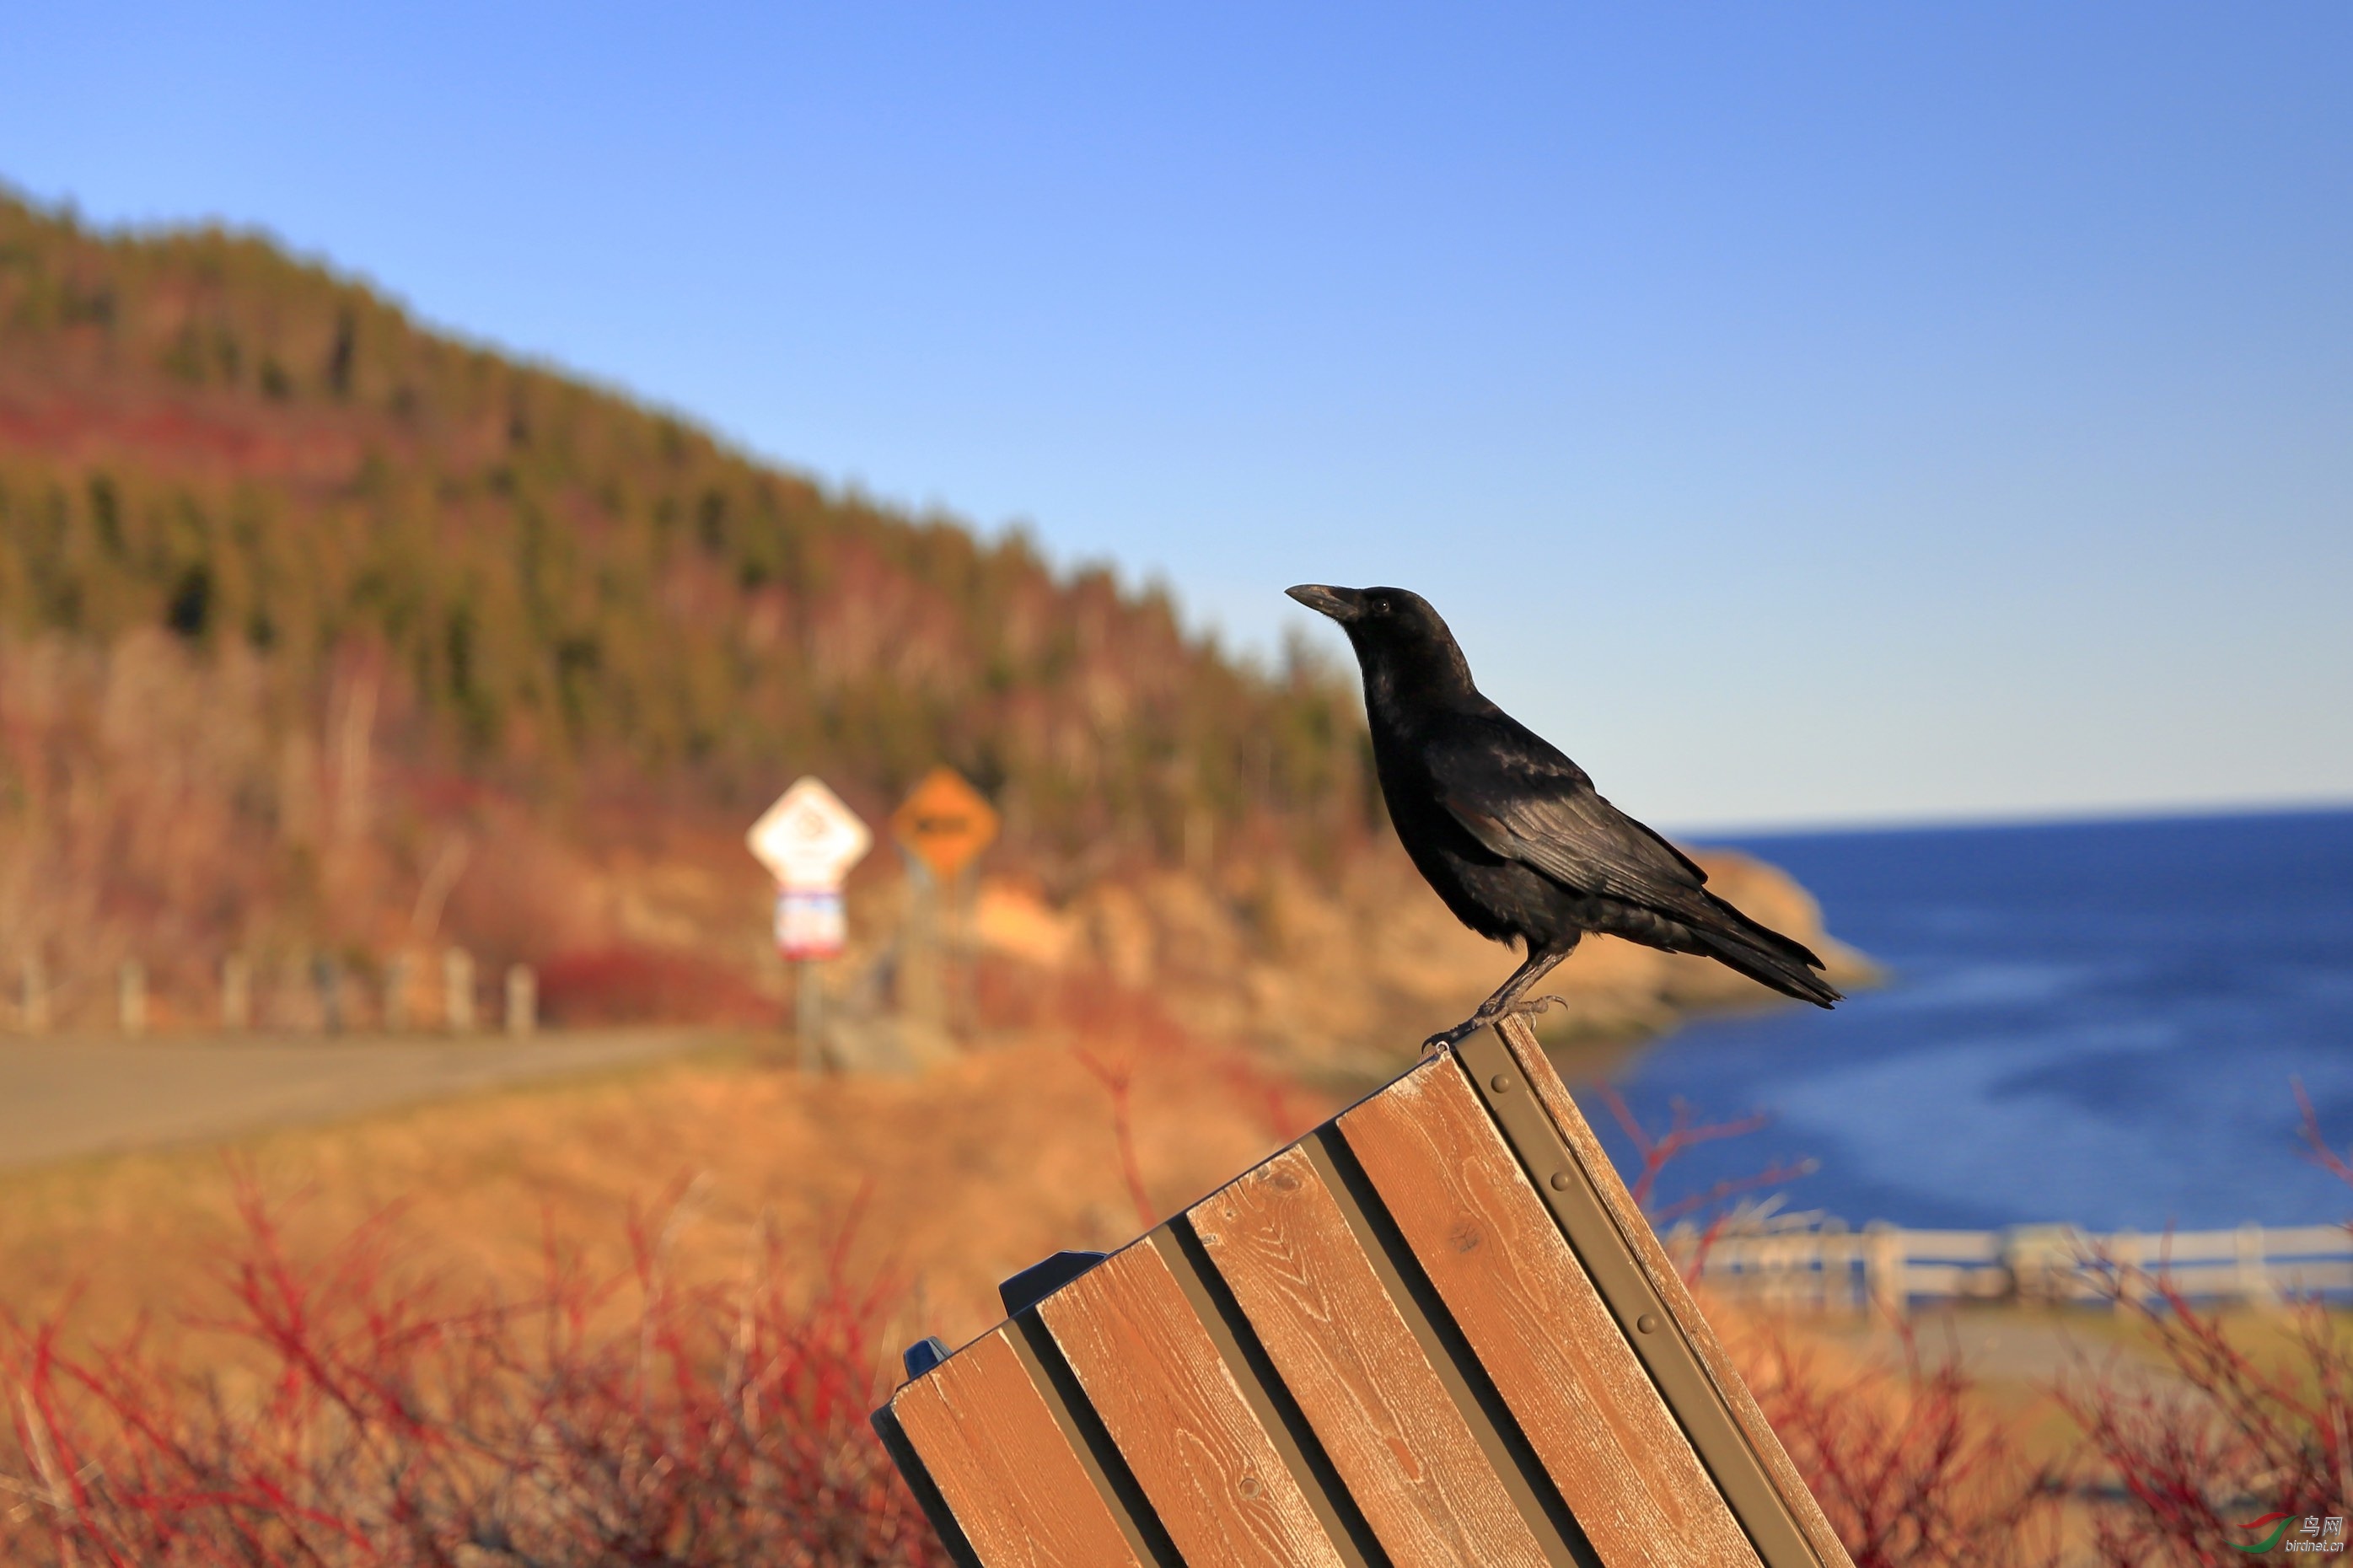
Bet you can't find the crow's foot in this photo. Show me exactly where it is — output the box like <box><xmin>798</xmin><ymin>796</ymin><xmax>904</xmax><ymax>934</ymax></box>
<box><xmin>1420</xmin><ymin>1018</ymin><xmax>1477</xmax><ymax>1055</ymax></box>
<box><xmin>1420</xmin><ymin>994</ymin><xmax>1572</xmax><ymax>1055</ymax></box>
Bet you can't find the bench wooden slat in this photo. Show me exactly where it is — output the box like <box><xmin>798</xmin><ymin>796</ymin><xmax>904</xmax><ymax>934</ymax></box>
<box><xmin>1190</xmin><ymin>1141</ymin><xmax>1557</xmax><ymax>1568</ymax></box>
<box><xmin>888</xmin><ymin>1326</ymin><xmax>1146</xmax><ymax>1568</ymax></box>
<box><xmin>1492</xmin><ymin>1018</ymin><xmax>1850</xmax><ymax>1567</ymax></box>
<box><xmin>1340</xmin><ymin>1054</ymin><xmax>1763</xmax><ymax>1567</ymax></box>
<box><xmin>877</xmin><ymin>1017</ymin><xmax>1856</xmax><ymax>1567</ymax></box>
<box><xmin>1040</xmin><ymin>1232</ymin><xmax>1347</xmax><ymax>1568</ymax></box>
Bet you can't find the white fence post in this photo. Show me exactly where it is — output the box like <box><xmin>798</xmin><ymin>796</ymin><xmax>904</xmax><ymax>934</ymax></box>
<box><xmin>1864</xmin><ymin>1222</ymin><xmax>1905</xmax><ymax>1319</ymax></box>
<box><xmin>2237</xmin><ymin>1223</ymin><xmax>2277</xmax><ymax>1310</ymax></box>
<box><xmin>2110</xmin><ymin>1229</ymin><xmax>2144</xmax><ymax>1312</ymax></box>
<box><xmin>443</xmin><ymin>947</ymin><xmax>475</xmax><ymax>1034</ymax></box>
<box><xmin>1662</xmin><ymin>1221</ymin><xmax>2353</xmax><ymax>1315</ymax></box>
<box><xmin>221</xmin><ymin>954</ymin><xmax>251</xmax><ymax>1031</ymax></box>
<box><xmin>505</xmin><ymin>964</ymin><xmax>535</xmax><ymax>1038</ymax></box>
<box><xmin>119</xmin><ymin>960</ymin><xmax>147</xmax><ymax>1036</ymax></box>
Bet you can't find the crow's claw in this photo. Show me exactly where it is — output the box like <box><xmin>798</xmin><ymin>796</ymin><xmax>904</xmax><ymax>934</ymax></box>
<box><xmin>1421</xmin><ymin>991</ymin><xmax>1573</xmax><ymax>1055</ymax></box>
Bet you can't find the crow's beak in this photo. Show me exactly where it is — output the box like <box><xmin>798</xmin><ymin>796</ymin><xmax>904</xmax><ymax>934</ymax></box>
<box><xmin>1286</xmin><ymin>583</ymin><xmax>1362</xmax><ymax>622</ymax></box>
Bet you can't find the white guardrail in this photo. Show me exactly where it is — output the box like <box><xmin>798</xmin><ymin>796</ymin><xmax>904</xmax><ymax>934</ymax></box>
<box><xmin>1660</xmin><ymin>1219</ymin><xmax>2353</xmax><ymax>1315</ymax></box>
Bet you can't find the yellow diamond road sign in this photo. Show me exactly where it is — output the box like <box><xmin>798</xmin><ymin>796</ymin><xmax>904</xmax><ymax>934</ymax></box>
<box><xmin>891</xmin><ymin>767</ymin><xmax>1000</xmax><ymax>882</ymax></box>
<box><xmin>748</xmin><ymin>776</ymin><xmax>873</xmax><ymax>891</ymax></box>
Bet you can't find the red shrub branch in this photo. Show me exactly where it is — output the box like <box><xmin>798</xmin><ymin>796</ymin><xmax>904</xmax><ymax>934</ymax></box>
<box><xmin>1738</xmin><ymin>1317</ymin><xmax>2062</xmax><ymax>1567</ymax></box>
<box><xmin>0</xmin><ymin>1189</ymin><xmax>943</xmax><ymax>1567</ymax></box>
<box><xmin>1593</xmin><ymin>1084</ymin><xmax>1818</xmax><ymax>1223</ymax></box>
<box><xmin>2058</xmin><ymin>1248</ymin><xmax>2353</xmax><ymax>1562</ymax></box>
<box><xmin>1071</xmin><ymin>1044</ymin><xmax>1155</xmax><ymax>1229</ymax></box>
<box><xmin>2297</xmin><ymin>1077</ymin><xmax>2353</xmax><ymax>1195</ymax></box>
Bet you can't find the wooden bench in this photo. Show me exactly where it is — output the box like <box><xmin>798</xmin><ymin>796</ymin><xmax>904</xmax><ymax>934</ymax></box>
<box><xmin>873</xmin><ymin>1017</ymin><xmax>1851</xmax><ymax>1567</ymax></box>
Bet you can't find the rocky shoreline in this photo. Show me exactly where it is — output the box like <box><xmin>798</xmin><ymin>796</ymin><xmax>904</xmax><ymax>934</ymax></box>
<box><xmin>972</xmin><ymin>842</ymin><xmax>1876</xmax><ymax>1077</ymax></box>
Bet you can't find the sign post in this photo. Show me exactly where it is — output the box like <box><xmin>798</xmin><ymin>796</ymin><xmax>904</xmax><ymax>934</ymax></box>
<box><xmin>890</xmin><ymin>768</ymin><xmax>1000</xmax><ymax>1034</ymax></box>
<box><xmin>747</xmin><ymin>776</ymin><xmax>873</xmax><ymax>1072</ymax></box>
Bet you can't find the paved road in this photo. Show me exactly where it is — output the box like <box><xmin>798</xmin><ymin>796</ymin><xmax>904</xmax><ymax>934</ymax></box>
<box><xmin>0</xmin><ymin>1029</ymin><xmax>723</xmax><ymax>1171</ymax></box>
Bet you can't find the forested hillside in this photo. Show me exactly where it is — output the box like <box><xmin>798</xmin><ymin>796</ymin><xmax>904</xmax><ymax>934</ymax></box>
<box><xmin>0</xmin><ymin>190</ymin><xmax>1864</xmax><ymax>1050</ymax></box>
<box><xmin>0</xmin><ymin>191</ymin><xmax>1374</xmax><ymax>1023</ymax></box>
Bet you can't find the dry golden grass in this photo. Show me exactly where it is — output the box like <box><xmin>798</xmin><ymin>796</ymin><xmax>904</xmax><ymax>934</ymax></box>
<box><xmin>0</xmin><ymin>1031</ymin><xmax>1333</xmax><ymax>1359</ymax></box>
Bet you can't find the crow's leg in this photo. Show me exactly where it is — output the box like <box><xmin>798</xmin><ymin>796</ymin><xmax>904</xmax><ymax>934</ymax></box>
<box><xmin>1423</xmin><ymin>942</ymin><xmax>1576</xmax><ymax>1054</ymax></box>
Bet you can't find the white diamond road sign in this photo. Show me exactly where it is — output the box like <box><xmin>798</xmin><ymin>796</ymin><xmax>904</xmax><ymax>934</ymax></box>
<box><xmin>774</xmin><ymin>889</ymin><xmax>849</xmax><ymax>960</ymax></box>
<box><xmin>747</xmin><ymin>776</ymin><xmax>873</xmax><ymax>892</ymax></box>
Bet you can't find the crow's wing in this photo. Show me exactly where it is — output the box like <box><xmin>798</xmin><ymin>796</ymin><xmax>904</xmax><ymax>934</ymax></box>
<box><xmin>1424</xmin><ymin>708</ymin><xmax>1838</xmax><ymax>1004</ymax></box>
<box><xmin>1427</xmin><ymin>713</ymin><xmax>1715</xmax><ymax>915</ymax></box>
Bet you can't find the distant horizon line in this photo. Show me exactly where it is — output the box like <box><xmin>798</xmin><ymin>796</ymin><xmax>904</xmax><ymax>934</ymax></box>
<box><xmin>1669</xmin><ymin>795</ymin><xmax>2353</xmax><ymax>843</ymax></box>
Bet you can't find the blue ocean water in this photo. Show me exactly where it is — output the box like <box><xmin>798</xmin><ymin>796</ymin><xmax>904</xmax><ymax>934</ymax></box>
<box><xmin>1584</xmin><ymin>808</ymin><xmax>2353</xmax><ymax>1232</ymax></box>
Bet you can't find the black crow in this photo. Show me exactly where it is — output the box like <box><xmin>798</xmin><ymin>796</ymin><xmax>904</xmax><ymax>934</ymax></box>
<box><xmin>1288</xmin><ymin>583</ymin><xmax>1840</xmax><ymax>1050</ymax></box>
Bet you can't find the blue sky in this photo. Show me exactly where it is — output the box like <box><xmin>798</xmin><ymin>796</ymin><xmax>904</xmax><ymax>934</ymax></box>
<box><xmin>4</xmin><ymin>3</ymin><xmax>2346</xmax><ymax>829</ymax></box>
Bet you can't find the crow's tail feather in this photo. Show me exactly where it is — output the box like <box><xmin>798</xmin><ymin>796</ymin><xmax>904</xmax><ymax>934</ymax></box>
<box><xmin>1694</xmin><ymin>895</ymin><xmax>1843</xmax><ymax>1009</ymax></box>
